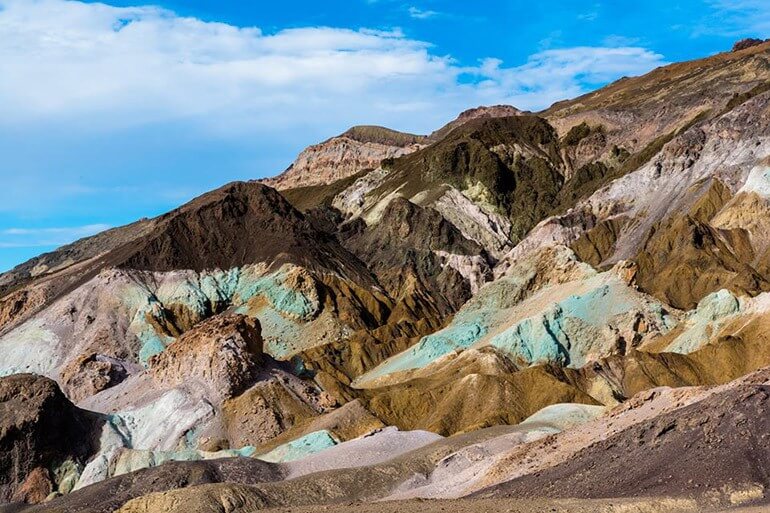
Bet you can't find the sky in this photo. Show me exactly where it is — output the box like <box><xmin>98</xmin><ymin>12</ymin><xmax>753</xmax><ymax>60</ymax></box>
<box><xmin>0</xmin><ymin>0</ymin><xmax>768</xmax><ymax>272</ymax></box>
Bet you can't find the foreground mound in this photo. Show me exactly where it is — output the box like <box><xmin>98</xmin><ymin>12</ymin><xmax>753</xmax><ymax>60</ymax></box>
<box><xmin>479</xmin><ymin>384</ymin><xmax>770</xmax><ymax>500</ymax></box>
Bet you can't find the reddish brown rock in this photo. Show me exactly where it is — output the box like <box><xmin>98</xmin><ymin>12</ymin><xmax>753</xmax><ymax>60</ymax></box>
<box><xmin>11</xmin><ymin>467</ymin><xmax>53</xmax><ymax>505</ymax></box>
<box><xmin>733</xmin><ymin>38</ymin><xmax>767</xmax><ymax>52</ymax></box>
<box><xmin>60</xmin><ymin>353</ymin><xmax>131</xmax><ymax>403</ymax></box>
<box><xmin>0</xmin><ymin>374</ymin><xmax>99</xmax><ymax>503</ymax></box>
<box><xmin>148</xmin><ymin>314</ymin><xmax>264</xmax><ymax>402</ymax></box>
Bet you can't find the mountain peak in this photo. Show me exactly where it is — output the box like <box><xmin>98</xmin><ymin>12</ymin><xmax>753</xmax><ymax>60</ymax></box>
<box><xmin>428</xmin><ymin>104</ymin><xmax>524</xmax><ymax>142</ymax></box>
<box><xmin>456</xmin><ymin>104</ymin><xmax>523</xmax><ymax>120</ymax></box>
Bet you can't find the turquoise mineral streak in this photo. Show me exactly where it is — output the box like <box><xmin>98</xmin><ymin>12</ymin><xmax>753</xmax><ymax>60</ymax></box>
<box><xmin>256</xmin><ymin>430</ymin><xmax>338</xmax><ymax>463</ymax></box>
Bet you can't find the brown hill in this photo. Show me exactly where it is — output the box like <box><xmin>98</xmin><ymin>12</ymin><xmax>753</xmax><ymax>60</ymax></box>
<box><xmin>478</xmin><ymin>384</ymin><xmax>770</xmax><ymax>500</ymax></box>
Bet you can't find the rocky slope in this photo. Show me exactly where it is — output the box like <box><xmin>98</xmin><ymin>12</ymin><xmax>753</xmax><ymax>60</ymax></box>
<box><xmin>260</xmin><ymin>126</ymin><xmax>426</xmax><ymax>190</ymax></box>
<box><xmin>5</xmin><ymin>42</ymin><xmax>770</xmax><ymax>512</ymax></box>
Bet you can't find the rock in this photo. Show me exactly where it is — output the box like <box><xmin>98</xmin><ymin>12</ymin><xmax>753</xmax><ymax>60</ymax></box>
<box><xmin>262</xmin><ymin>126</ymin><xmax>424</xmax><ymax>190</ymax></box>
<box><xmin>222</xmin><ymin>364</ymin><xmax>336</xmax><ymax>448</ymax></box>
<box><xmin>0</xmin><ymin>374</ymin><xmax>99</xmax><ymax>503</ymax></box>
<box><xmin>732</xmin><ymin>38</ymin><xmax>767</xmax><ymax>52</ymax></box>
<box><xmin>148</xmin><ymin>314</ymin><xmax>263</xmax><ymax>402</ymax></box>
<box><xmin>60</xmin><ymin>353</ymin><xmax>132</xmax><ymax>403</ymax></box>
<box><xmin>11</xmin><ymin>467</ymin><xmax>54</xmax><ymax>505</ymax></box>
<box><xmin>429</xmin><ymin>105</ymin><xmax>523</xmax><ymax>141</ymax></box>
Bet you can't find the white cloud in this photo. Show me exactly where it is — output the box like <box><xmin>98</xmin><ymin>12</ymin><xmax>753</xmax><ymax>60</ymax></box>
<box><xmin>0</xmin><ymin>224</ymin><xmax>112</xmax><ymax>248</ymax></box>
<box><xmin>469</xmin><ymin>46</ymin><xmax>666</xmax><ymax>109</ymax></box>
<box><xmin>0</xmin><ymin>0</ymin><xmax>667</xmax><ymax>136</ymax></box>
<box><xmin>408</xmin><ymin>6</ymin><xmax>439</xmax><ymax>19</ymax></box>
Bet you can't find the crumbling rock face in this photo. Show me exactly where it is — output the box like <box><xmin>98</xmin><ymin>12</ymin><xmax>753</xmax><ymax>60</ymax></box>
<box><xmin>342</xmin><ymin>197</ymin><xmax>489</xmax><ymax>315</ymax></box>
<box><xmin>148</xmin><ymin>315</ymin><xmax>264</xmax><ymax>402</ymax></box>
<box><xmin>222</xmin><ymin>370</ymin><xmax>337</xmax><ymax>448</ymax></box>
<box><xmin>60</xmin><ymin>354</ymin><xmax>133</xmax><ymax>403</ymax></box>
<box><xmin>262</xmin><ymin>126</ymin><xmax>425</xmax><ymax>190</ymax></box>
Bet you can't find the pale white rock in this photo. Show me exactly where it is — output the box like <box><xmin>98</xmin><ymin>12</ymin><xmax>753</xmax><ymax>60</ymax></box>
<box><xmin>431</xmin><ymin>187</ymin><xmax>513</xmax><ymax>260</ymax></box>
<box><xmin>331</xmin><ymin>167</ymin><xmax>390</xmax><ymax>217</ymax></box>
<box><xmin>434</xmin><ymin>251</ymin><xmax>490</xmax><ymax>295</ymax></box>
<box><xmin>0</xmin><ymin>319</ymin><xmax>61</xmax><ymax>378</ymax></box>
<box><xmin>739</xmin><ymin>164</ymin><xmax>770</xmax><ymax>197</ymax></box>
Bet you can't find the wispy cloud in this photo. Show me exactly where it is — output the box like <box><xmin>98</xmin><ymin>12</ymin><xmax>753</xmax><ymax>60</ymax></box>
<box><xmin>0</xmin><ymin>224</ymin><xmax>112</xmax><ymax>248</ymax></box>
<box><xmin>697</xmin><ymin>0</ymin><xmax>770</xmax><ymax>37</ymax></box>
<box><xmin>472</xmin><ymin>46</ymin><xmax>666</xmax><ymax>109</ymax></box>
<box><xmin>408</xmin><ymin>6</ymin><xmax>439</xmax><ymax>19</ymax></box>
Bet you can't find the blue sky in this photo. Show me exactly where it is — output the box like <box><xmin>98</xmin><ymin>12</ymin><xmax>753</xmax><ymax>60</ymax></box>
<box><xmin>0</xmin><ymin>0</ymin><xmax>767</xmax><ymax>272</ymax></box>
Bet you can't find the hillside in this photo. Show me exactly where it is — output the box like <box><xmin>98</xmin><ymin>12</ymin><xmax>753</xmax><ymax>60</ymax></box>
<box><xmin>3</xmin><ymin>42</ymin><xmax>770</xmax><ymax>512</ymax></box>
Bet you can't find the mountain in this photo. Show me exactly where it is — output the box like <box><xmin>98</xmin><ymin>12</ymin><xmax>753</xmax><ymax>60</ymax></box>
<box><xmin>259</xmin><ymin>126</ymin><xmax>426</xmax><ymax>190</ymax></box>
<box><xmin>4</xmin><ymin>41</ymin><xmax>770</xmax><ymax>512</ymax></box>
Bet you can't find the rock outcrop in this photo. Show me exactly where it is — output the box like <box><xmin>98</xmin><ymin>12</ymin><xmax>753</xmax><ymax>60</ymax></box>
<box><xmin>262</xmin><ymin>126</ymin><xmax>425</xmax><ymax>190</ymax></box>
<box><xmin>148</xmin><ymin>315</ymin><xmax>264</xmax><ymax>402</ymax></box>
<box><xmin>0</xmin><ymin>374</ymin><xmax>100</xmax><ymax>504</ymax></box>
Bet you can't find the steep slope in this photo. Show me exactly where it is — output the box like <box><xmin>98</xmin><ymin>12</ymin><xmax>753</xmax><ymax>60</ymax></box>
<box><xmin>506</xmin><ymin>44</ymin><xmax>770</xmax><ymax>310</ymax></box>
<box><xmin>545</xmin><ymin>40</ymin><xmax>770</xmax><ymax>155</ymax></box>
<box><xmin>341</xmin><ymin>197</ymin><xmax>490</xmax><ymax>313</ymax></box>
<box><xmin>118</xmin><ymin>182</ymin><xmax>373</xmax><ymax>279</ymax></box>
<box><xmin>362</xmin><ymin>115</ymin><xmax>565</xmax><ymax>245</ymax></box>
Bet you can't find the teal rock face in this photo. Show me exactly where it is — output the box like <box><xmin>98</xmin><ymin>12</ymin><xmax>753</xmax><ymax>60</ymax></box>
<box><xmin>117</xmin><ymin>264</ymin><xmax>321</xmax><ymax>364</ymax></box>
<box><xmin>490</xmin><ymin>283</ymin><xmax>636</xmax><ymax>367</ymax></box>
<box><xmin>235</xmin><ymin>270</ymin><xmax>319</xmax><ymax>321</ymax></box>
<box><xmin>664</xmin><ymin>289</ymin><xmax>742</xmax><ymax>354</ymax></box>
<box><xmin>366</xmin><ymin>319</ymin><xmax>489</xmax><ymax>380</ymax></box>
<box><xmin>488</xmin><ymin>307</ymin><xmax>571</xmax><ymax>367</ymax></box>
<box><xmin>256</xmin><ymin>430</ymin><xmax>339</xmax><ymax>463</ymax></box>
<box><xmin>359</xmin><ymin>272</ymin><xmax>676</xmax><ymax>384</ymax></box>
<box><xmin>112</xmin><ymin>446</ymin><xmax>256</xmax><ymax>477</ymax></box>
<box><xmin>357</xmin><ymin>275</ymin><xmax>528</xmax><ymax>382</ymax></box>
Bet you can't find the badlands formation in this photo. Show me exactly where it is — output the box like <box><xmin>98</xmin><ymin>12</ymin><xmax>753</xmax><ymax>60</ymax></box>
<box><xmin>4</xmin><ymin>40</ymin><xmax>770</xmax><ymax>513</ymax></box>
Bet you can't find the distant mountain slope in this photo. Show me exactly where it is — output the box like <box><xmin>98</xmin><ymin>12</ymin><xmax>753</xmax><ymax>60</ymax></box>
<box><xmin>260</xmin><ymin>126</ymin><xmax>426</xmax><ymax>191</ymax></box>
<box><xmin>260</xmin><ymin>106</ymin><xmax>524</xmax><ymax>192</ymax></box>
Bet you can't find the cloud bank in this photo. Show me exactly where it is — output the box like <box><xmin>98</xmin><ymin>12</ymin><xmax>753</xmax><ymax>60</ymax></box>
<box><xmin>0</xmin><ymin>0</ymin><xmax>666</xmax><ymax>135</ymax></box>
